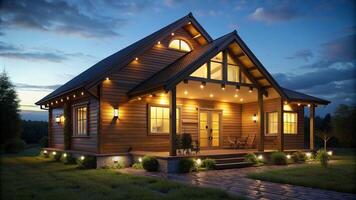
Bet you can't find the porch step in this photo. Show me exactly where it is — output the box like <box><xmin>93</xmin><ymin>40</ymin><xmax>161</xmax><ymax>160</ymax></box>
<box><xmin>215</xmin><ymin>161</ymin><xmax>253</xmax><ymax>170</ymax></box>
<box><xmin>215</xmin><ymin>157</ymin><xmax>245</xmax><ymax>164</ymax></box>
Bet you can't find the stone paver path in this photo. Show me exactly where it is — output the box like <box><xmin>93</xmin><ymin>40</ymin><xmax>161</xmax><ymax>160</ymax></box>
<box><xmin>119</xmin><ymin>165</ymin><xmax>356</xmax><ymax>200</ymax></box>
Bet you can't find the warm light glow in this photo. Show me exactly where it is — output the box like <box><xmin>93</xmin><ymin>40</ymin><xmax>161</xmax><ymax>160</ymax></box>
<box><xmin>114</xmin><ymin>108</ymin><xmax>119</xmax><ymax>118</ymax></box>
<box><xmin>200</xmin><ymin>82</ymin><xmax>206</xmax><ymax>89</ymax></box>
<box><xmin>209</xmin><ymin>94</ymin><xmax>214</xmax><ymax>98</ymax></box>
<box><xmin>283</xmin><ymin>104</ymin><xmax>293</xmax><ymax>111</ymax></box>
<box><xmin>106</xmin><ymin>77</ymin><xmax>110</xmax><ymax>81</ymax></box>
<box><xmin>308</xmin><ymin>104</ymin><xmax>311</xmax><ymax>107</ymax></box>
<box><xmin>112</xmin><ymin>156</ymin><xmax>120</xmax><ymax>162</ymax></box>
<box><xmin>80</xmin><ymin>156</ymin><xmax>85</xmax><ymax>160</ymax></box>
<box><xmin>287</xmin><ymin>154</ymin><xmax>291</xmax><ymax>159</ymax></box>
<box><xmin>188</xmin><ymin>21</ymin><xmax>191</xmax><ymax>24</ymax></box>
<box><xmin>60</xmin><ymin>115</ymin><xmax>65</xmax><ymax>123</ymax></box>
<box><xmin>184</xmin><ymin>90</ymin><xmax>188</xmax><ymax>95</ymax></box>
<box><xmin>240</xmin><ymin>98</ymin><xmax>243</xmax><ymax>102</ymax></box>
<box><xmin>63</xmin><ymin>153</ymin><xmax>67</xmax><ymax>157</ymax></box>
<box><xmin>81</xmin><ymin>92</ymin><xmax>84</xmax><ymax>96</ymax></box>
<box><xmin>43</xmin><ymin>150</ymin><xmax>47</xmax><ymax>154</ymax></box>
<box><xmin>157</xmin><ymin>41</ymin><xmax>161</xmax><ymax>45</ymax></box>
<box><xmin>327</xmin><ymin>151</ymin><xmax>333</xmax><ymax>156</ymax></box>
<box><xmin>249</xmin><ymin>87</ymin><xmax>253</xmax><ymax>93</ymax></box>
<box><xmin>171</xmin><ymin>32</ymin><xmax>174</xmax><ymax>36</ymax></box>
<box><xmin>51</xmin><ymin>102</ymin><xmax>53</xmax><ymax>105</ymax></box>
<box><xmin>284</xmin><ymin>101</ymin><xmax>288</xmax><ymax>105</ymax></box>
<box><xmin>306</xmin><ymin>152</ymin><xmax>312</xmax><ymax>158</ymax></box>
<box><xmin>73</xmin><ymin>94</ymin><xmax>76</xmax><ymax>98</ymax></box>
<box><xmin>52</xmin><ymin>151</ymin><xmax>56</xmax><ymax>155</ymax></box>
<box><xmin>257</xmin><ymin>155</ymin><xmax>263</xmax><ymax>160</ymax></box>
<box><xmin>149</xmin><ymin>94</ymin><xmax>153</xmax><ymax>98</ymax></box>
<box><xmin>161</xmin><ymin>93</ymin><xmax>166</xmax><ymax>97</ymax></box>
<box><xmin>55</xmin><ymin>100</ymin><xmax>58</xmax><ymax>104</ymax></box>
<box><xmin>46</xmin><ymin>104</ymin><xmax>49</xmax><ymax>107</ymax></box>
<box><xmin>195</xmin><ymin>158</ymin><xmax>202</xmax><ymax>166</ymax></box>
<box><xmin>55</xmin><ymin>115</ymin><xmax>61</xmax><ymax>123</ymax></box>
<box><xmin>138</xmin><ymin>97</ymin><xmax>142</xmax><ymax>100</ymax></box>
<box><xmin>61</xmin><ymin>99</ymin><xmax>63</xmax><ymax>102</ymax></box>
<box><xmin>221</xmin><ymin>84</ymin><xmax>225</xmax><ymax>90</ymax></box>
<box><xmin>135</xmin><ymin>57</ymin><xmax>138</xmax><ymax>61</ymax></box>
<box><xmin>234</xmin><ymin>94</ymin><xmax>238</xmax><ymax>98</ymax></box>
<box><xmin>138</xmin><ymin>157</ymin><xmax>142</xmax><ymax>163</ymax></box>
<box><xmin>252</xmin><ymin>114</ymin><xmax>257</xmax><ymax>122</ymax></box>
<box><xmin>236</xmin><ymin>85</ymin><xmax>240</xmax><ymax>91</ymax></box>
<box><xmin>297</xmin><ymin>103</ymin><xmax>301</xmax><ymax>106</ymax></box>
<box><xmin>66</xmin><ymin>96</ymin><xmax>69</xmax><ymax>100</ymax></box>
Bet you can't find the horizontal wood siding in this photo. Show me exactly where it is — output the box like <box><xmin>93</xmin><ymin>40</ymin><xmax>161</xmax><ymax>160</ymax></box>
<box><xmin>100</xmin><ymin>28</ymin><xmax>203</xmax><ymax>153</ymax></box>
<box><xmin>284</xmin><ymin>104</ymin><xmax>305</xmax><ymax>150</ymax></box>
<box><xmin>71</xmin><ymin>98</ymin><xmax>99</xmax><ymax>152</ymax></box>
<box><xmin>50</xmin><ymin>108</ymin><xmax>64</xmax><ymax>149</ymax></box>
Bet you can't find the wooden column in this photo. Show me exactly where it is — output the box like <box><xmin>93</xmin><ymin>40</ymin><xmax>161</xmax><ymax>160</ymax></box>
<box><xmin>277</xmin><ymin>100</ymin><xmax>284</xmax><ymax>151</ymax></box>
<box><xmin>48</xmin><ymin>108</ymin><xmax>52</xmax><ymax>147</ymax></box>
<box><xmin>257</xmin><ymin>89</ymin><xmax>264</xmax><ymax>152</ymax></box>
<box><xmin>310</xmin><ymin>105</ymin><xmax>315</xmax><ymax>150</ymax></box>
<box><xmin>169</xmin><ymin>87</ymin><xmax>177</xmax><ymax>156</ymax></box>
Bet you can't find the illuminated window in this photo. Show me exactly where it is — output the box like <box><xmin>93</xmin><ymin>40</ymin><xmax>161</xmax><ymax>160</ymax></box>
<box><xmin>284</xmin><ymin>112</ymin><xmax>297</xmax><ymax>134</ymax></box>
<box><xmin>168</xmin><ymin>39</ymin><xmax>191</xmax><ymax>52</ymax></box>
<box><xmin>73</xmin><ymin>105</ymin><xmax>88</xmax><ymax>136</ymax></box>
<box><xmin>149</xmin><ymin>106</ymin><xmax>180</xmax><ymax>134</ymax></box>
<box><xmin>210</xmin><ymin>52</ymin><xmax>223</xmax><ymax>80</ymax></box>
<box><xmin>227</xmin><ymin>53</ymin><xmax>239</xmax><ymax>82</ymax></box>
<box><xmin>191</xmin><ymin>63</ymin><xmax>207</xmax><ymax>78</ymax></box>
<box><xmin>266</xmin><ymin>112</ymin><xmax>278</xmax><ymax>135</ymax></box>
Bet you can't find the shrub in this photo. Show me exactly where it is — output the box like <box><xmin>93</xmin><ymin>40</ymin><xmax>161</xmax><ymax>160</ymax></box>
<box><xmin>178</xmin><ymin>158</ymin><xmax>196</xmax><ymax>173</ymax></box>
<box><xmin>316</xmin><ymin>150</ymin><xmax>330</xmax><ymax>168</ymax></box>
<box><xmin>50</xmin><ymin>151</ymin><xmax>61</xmax><ymax>162</ymax></box>
<box><xmin>132</xmin><ymin>162</ymin><xmax>143</xmax><ymax>169</ymax></box>
<box><xmin>292</xmin><ymin>151</ymin><xmax>307</xmax><ymax>163</ymax></box>
<box><xmin>141</xmin><ymin>156</ymin><xmax>159</xmax><ymax>172</ymax></box>
<box><xmin>244</xmin><ymin>153</ymin><xmax>258</xmax><ymax>164</ymax></box>
<box><xmin>270</xmin><ymin>152</ymin><xmax>287</xmax><ymax>165</ymax></box>
<box><xmin>201</xmin><ymin>158</ymin><xmax>216</xmax><ymax>170</ymax></box>
<box><xmin>77</xmin><ymin>155</ymin><xmax>97</xmax><ymax>169</ymax></box>
<box><xmin>40</xmin><ymin>150</ymin><xmax>49</xmax><ymax>158</ymax></box>
<box><xmin>60</xmin><ymin>153</ymin><xmax>76</xmax><ymax>164</ymax></box>
<box><xmin>39</xmin><ymin>136</ymin><xmax>48</xmax><ymax>148</ymax></box>
<box><xmin>4</xmin><ymin>138</ymin><xmax>25</xmax><ymax>153</ymax></box>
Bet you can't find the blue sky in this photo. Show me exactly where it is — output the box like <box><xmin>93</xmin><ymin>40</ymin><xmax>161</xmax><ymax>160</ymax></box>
<box><xmin>1</xmin><ymin>0</ymin><xmax>355</xmax><ymax>120</ymax></box>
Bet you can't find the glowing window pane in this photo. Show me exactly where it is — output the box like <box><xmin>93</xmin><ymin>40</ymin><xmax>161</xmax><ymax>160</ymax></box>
<box><xmin>211</xmin><ymin>52</ymin><xmax>223</xmax><ymax>62</ymax></box>
<box><xmin>283</xmin><ymin>112</ymin><xmax>297</xmax><ymax>134</ymax></box>
<box><xmin>180</xmin><ymin>41</ymin><xmax>191</xmax><ymax>52</ymax></box>
<box><xmin>168</xmin><ymin>39</ymin><xmax>180</xmax><ymax>50</ymax></box>
<box><xmin>210</xmin><ymin>62</ymin><xmax>222</xmax><ymax>80</ymax></box>
<box><xmin>267</xmin><ymin>112</ymin><xmax>278</xmax><ymax>135</ymax></box>
<box><xmin>228</xmin><ymin>65</ymin><xmax>239</xmax><ymax>82</ymax></box>
<box><xmin>190</xmin><ymin>63</ymin><xmax>207</xmax><ymax>78</ymax></box>
<box><xmin>227</xmin><ymin>53</ymin><xmax>238</xmax><ymax>65</ymax></box>
<box><xmin>168</xmin><ymin>39</ymin><xmax>191</xmax><ymax>52</ymax></box>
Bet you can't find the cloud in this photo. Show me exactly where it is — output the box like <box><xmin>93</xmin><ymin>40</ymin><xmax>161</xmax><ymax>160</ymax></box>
<box><xmin>321</xmin><ymin>34</ymin><xmax>356</xmax><ymax>63</ymax></box>
<box><xmin>0</xmin><ymin>0</ymin><xmax>128</xmax><ymax>38</ymax></box>
<box><xmin>15</xmin><ymin>83</ymin><xmax>61</xmax><ymax>91</ymax></box>
<box><xmin>0</xmin><ymin>41</ymin><xmax>94</xmax><ymax>62</ymax></box>
<box><xmin>249</xmin><ymin>5</ymin><xmax>302</xmax><ymax>24</ymax></box>
<box><xmin>286</xmin><ymin>49</ymin><xmax>313</xmax><ymax>62</ymax></box>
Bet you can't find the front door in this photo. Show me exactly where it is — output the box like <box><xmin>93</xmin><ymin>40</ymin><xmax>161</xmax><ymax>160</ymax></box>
<box><xmin>199</xmin><ymin>110</ymin><xmax>221</xmax><ymax>149</ymax></box>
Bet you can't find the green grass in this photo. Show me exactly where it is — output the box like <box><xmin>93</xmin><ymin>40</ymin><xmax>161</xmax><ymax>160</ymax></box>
<box><xmin>247</xmin><ymin>149</ymin><xmax>356</xmax><ymax>194</ymax></box>
<box><xmin>0</xmin><ymin>148</ymin><xmax>242</xmax><ymax>200</ymax></box>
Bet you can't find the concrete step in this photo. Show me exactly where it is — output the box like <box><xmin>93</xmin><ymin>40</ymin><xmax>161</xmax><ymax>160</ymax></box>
<box><xmin>215</xmin><ymin>161</ymin><xmax>253</xmax><ymax>170</ymax></box>
<box><xmin>205</xmin><ymin>153</ymin><xmax>247</xmax><ymax>159</ymax></box>
<box><xmin>215</xmin><ymin>157</ymin><xmax>246</xmax><ymax>164</ymax></box>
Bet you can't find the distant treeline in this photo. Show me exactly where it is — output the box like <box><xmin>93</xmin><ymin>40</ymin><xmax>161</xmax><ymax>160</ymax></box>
<box><xmin>21</xmin><ymin>120</ymin><xmax>48</xmax><ymax>144</ymax></box>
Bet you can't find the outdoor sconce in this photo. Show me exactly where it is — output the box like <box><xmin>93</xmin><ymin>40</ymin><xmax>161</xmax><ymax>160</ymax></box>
<box><xmin>114</xmin><ymin>108</ymin><xmax>119</xmax><ymax>118</ymax></box>
<box><xmin>252</xmin><ymin>114</ymin><xmax>257</xmax><ymax>123</ymax></box>
<box><xmin>55</xmin><ymin>115</ymin><xmax>62</xmax><ymax>123</ymax></box>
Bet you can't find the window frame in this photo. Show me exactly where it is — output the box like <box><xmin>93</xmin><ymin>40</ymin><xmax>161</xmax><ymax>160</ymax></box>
<box><xmin>72</xmin><ymin>102</ymin><xmax>89</xmax><ymax>137</ymax></box>
<box><xmin>168</xmin><ymin>39</ymin><xmax>191</xmax><ymax>52</ymax></box>
<box><xmin>147</xmin><ymin>104</ymin><xmax>181</xmax><ymax>136</ymax></box>
<box><xmin>265</xmin><ymin>111</ymin><xmax>278</xmax><ymax>136</ymax></box>
<box><xmin>283</xmin><ymin>111</ymin><xmax>298</xmax><ymax>135</ymax></box>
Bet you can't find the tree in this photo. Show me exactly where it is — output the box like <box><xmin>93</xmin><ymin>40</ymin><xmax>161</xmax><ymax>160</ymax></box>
<box><xmin>316</xmin><ymin>114</ymin><xmax>333</xmax><ymax>150</ymax></box>
<box><xmin>0</xmin><ymin>70</ymin><xmax>22</xmax><ymax>145</ymax></box>
<box><xmin>332</xmin><ymin>104</ymin><xmax>356</xmax><ymax>148</ymax></box>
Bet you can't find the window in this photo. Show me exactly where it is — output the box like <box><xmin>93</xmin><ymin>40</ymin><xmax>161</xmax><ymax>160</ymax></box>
<box><xmin>191</xmin><ymin>63</ymin><xmax>208</xmax><ymax>78</ymax></box>
<box><xmin>210</xmin><ymin>52</ymin><xmax>223</xmax><ymax>80</ymax></box>
<box><xmin>168</xmin><ymin>39</ymin><xmax>191</xmax><ymax>52</ymax></box>
<box><xmin>284</xmin><ymin>112</ymin><xmax>297</xmax><ymax>134</ymax></box>
<box><xmin>266</xmin><ymin>112</ymin><xmax>278</xmax><ymax>135</ymax></box>
<box><xmin>227</xmin><ymin>53</ymin><xmax>240</xmax><ymax>82</ymax></box>
<box><xmin>73</xmin><ymin>105</ymin><xmax>88</xmax><ymax>136</ymax></box>
<box><xmin>149</xmin><ymin>106</ymin><xmax>180</xmax><ymax>134</ymax></box>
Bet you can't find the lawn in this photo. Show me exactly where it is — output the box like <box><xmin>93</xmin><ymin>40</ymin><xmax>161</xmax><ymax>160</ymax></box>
<box><xmin>0</xmin><ymin>148</ymin><xmax>241</xmax><ymax>200</ymax></box>
<box><xmin>247</xmin><ymin>149</ymin><xmax>356</xmax><ymax>194</ymax></box>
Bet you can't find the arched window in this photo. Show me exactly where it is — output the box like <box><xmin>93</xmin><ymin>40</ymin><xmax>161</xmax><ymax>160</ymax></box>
<box><xmin>168</xmin><ymin>39</ymin><xmax>191</xmax><ymax>52</ymax></box>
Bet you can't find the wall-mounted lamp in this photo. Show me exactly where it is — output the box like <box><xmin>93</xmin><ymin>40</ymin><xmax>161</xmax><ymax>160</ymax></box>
<box><xmin>114</xmin><ymin>108</ymin><xmax>119</xmax><ymax>118</ymax></box>
<box><xmin>252</xmin><ymin>114</ymin><xmax>257</xmax><ymax>123</ymax></box>
<box><xmin>55</xmin><ymin>115</ymin><xmax>61</xmax><ymax>123</ymax></box>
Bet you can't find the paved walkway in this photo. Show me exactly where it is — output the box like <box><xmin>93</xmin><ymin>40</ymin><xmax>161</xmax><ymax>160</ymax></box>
<box><xmin>119</xmin><ymin>165</ymin><xmax>356</xmax><ymax>200</ymax></box>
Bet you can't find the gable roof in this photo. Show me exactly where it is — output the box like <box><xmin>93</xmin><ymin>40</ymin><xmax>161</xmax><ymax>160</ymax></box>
<box><xmin>282</xmin><ymin>88</ymin><xmax>330</xmax><ymax>105</ymax></box>
<box><xmin>36</xmin><ymin>13</ymin><xmax>212</xmax><ymax>105</ymax></box>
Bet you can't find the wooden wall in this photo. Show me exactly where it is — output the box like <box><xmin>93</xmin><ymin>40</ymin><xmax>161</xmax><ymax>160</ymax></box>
<box><xmin>50</xmin><ymin>108</ymin><xmax>64</xmax><ymax>149</ymax></box>
<box><xmin>99</xmin><ymin>27</ymin><xmax>203</xmax><ymax>153</ymax></box>
<box><xmin>284</xmin><ymin>104</ymin><xmax>305</xmax><ymax>149</ymax></box>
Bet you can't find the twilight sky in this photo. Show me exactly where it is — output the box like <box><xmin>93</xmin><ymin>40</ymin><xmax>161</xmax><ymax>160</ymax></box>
<box><xmin>1</xmin><ymin>0</ymin><xmax>355</xmax><ymax>120</ymax></box>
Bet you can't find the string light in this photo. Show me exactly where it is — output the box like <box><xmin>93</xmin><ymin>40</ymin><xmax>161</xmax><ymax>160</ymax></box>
<box><xmin>81</xmin><ymin>92</ymin><xmax>84</xmax><ymax>96</ymax></box>
<box><xmin>66</xmin><ymin>96</ymin><xmax>69</xmax><ymax>100</ymax></box>
<box><xmin>171</xmin><ymin>32</ymin><xmax>175</xmax><ymax>36</ymax></box>
<box><xmin>73</xmin><ymin>94</ymin><xmax>76</xmax><ymax>98</ymax></box>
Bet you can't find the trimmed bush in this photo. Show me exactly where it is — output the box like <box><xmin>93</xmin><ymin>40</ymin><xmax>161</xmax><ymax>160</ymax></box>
<box><xmin>142</xmin><ymin>156</ymin><xmax>159</xmax><ymax>172</ymax></box>
<box><xmin>178</xmin><ymin>158</ymin><xmax>196</xmax><ymax>173</ymax></box>
<box><xmin>50</xmin><ymin>151</ymin><xmax>62</xmax><ymax>162</ymax></box>
<box><xmin>201</xmin><ymin>158</ymin><xmax>216</xmax><ymax>170</ymax></box>
<box><xmin>244</xmin><ymin>153</ymin><xmax>258</xmax><ymax>164</ymax></box>
<box><xmin>292</xmin><ymin>151</ymin><xmax>307</xmax><ymax>163</ymax></box>
<box><xmin>60</xmin><ymin>153</ymin><xmax>76</xmax><ymax>164</ymax></box>
<box><xmin>40</xmin><ymin>150</ymin><xmax>49</xmax><ymax>158</ymax></box>
<box><xmin>39</xmin><ymin>136</ymin><xmax>48</xmax><ymax>148</ymax></box>
<box><xmin>4</xmin><ymin>138</ymin><xmax>25</xmax><ymax>153</ymax></box>
<box><xmin>316</xmin><ymin>150</ymin><xmax>330</xmax><ymax>168</ymax></box>
<box><xmin>270</xmin><ymin>152</ymin><xmax>287</xmax><ymax>165</ymax></box>
<box><xmin>77</xmin><ymin>155</ymin><xmax>96</xmax><ymax>169</ymax></box>
<box><xmin>132</xmin><ymin>162</ymin><xmax>143</xmax><ymax>169</ymax></box>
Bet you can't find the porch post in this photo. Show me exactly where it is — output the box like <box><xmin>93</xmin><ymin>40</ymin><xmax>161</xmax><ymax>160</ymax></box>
<box><xmin>169</xmin><ymin>87</ymin><xmax>177</xmax><ymax>156</ymax></box>
<box><xmin>309</xmin><ymin>104</ymin><xmax>315</xmax><ymax>150</ymax></box>
<box><xmin>277</xmin><ymin>100</ymin><xmax>284</xmax><ymax>151</ymax></box>
<box><xmin>257</xmin><ymin>89</ymin><xmax>264</xmax><ymax>152</ymax></box>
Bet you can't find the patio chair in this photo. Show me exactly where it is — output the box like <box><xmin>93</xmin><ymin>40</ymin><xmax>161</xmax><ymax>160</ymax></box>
<box><xmin>237</xmin><ymin>136</ymin><xmax>248</xmax><ymax>149</ymax></box>
<box><xmin>227</xmin><ymin>135</ymin><xmax>238</xmax><ymax>149</ymax></box>
<box><xmin>191</xmin><ymin>140</ymin><xmax>200</xmax><ymax>155</ymax></box>
<box><xmin>245</xmin><ymin>134</ymin><xmax>256</xmax><ymax>149</ymax></box>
